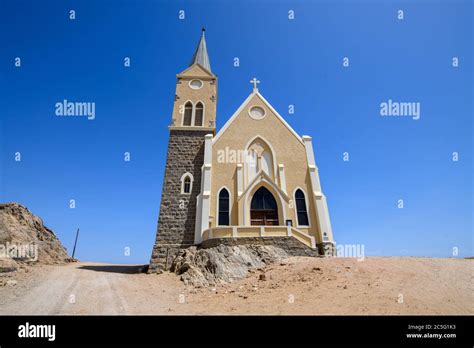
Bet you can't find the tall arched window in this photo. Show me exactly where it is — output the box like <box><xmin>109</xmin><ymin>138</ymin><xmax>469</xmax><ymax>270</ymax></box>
<box><xmin>218</xmin><ymin>188</ymin><xmax>230</xmax><ymax>226</ymax></box>
<box><xmin>181</xmin><ymin>173</ymin><xmax>193</xmax><ymax>194</ymax></box>
<box><xmin>245</xmin><ymin>137</ymin><xmax>275</xmax><ymax>184</ymax></box>
<box><xmin>295</xmin><ymin>189</ymin><xmax>309</xmax><ymax>226</ymax></box>
<box><xmin>183</xmin><ymin>102</ymin><xmax>193</xmax><ymax>126</ymax></box>
<box><xmin>194</xmin><ymin>102</ymin><xmax>204</xmax><ymax>126</ymax></box>
<box><xmin>183</xmin><ymin>177</ymin><xmax>191</xmax><ymax>193</ymax></box>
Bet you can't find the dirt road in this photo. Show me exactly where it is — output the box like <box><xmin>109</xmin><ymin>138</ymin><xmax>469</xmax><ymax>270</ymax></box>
<box><xmin>0</xmin><ymin>262</ymin><xmax>185</xmax><ymax>315</ymax></box>
<box><xmin>0</xmin><ymin>257</ymin><xmax>472</xmax><ymax>315</ymax></box>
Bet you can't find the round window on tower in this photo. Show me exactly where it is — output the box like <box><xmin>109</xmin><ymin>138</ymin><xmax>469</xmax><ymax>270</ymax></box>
<box><xmin>189</xmin><ymin>79</ymin><xmax>203</xmax><ymax>90</ymax></box>
<box><xmin>249</xmin><ymin>106</ymin><xmax>266</xmax><ymax>120</ymax></box>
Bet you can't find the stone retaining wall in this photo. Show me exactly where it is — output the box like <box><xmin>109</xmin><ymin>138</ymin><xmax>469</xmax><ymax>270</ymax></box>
<box><xmin>201</xmin><ymin>237</ymin><xmax>321</xmax><ymax>257</ymax></box>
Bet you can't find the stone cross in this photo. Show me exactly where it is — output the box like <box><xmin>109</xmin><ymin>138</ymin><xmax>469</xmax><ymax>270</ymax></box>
<box><xmin>250</xmin><ymin>77</ymin><xmax>260</xmax><ymax>92</ymax></box>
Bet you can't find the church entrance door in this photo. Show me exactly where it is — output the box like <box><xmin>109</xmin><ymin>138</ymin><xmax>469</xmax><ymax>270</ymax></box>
<box><xmin>250</xmin><ymin>187</ymin><xmax>279</xmax><ymax>226</ymax></box>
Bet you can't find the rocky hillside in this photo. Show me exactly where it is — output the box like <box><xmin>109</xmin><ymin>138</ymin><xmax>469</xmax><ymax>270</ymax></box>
<box><xmin>0</xmin><ymin>203</ymin><xmax>70</xmax><ymax>272</ymax></box>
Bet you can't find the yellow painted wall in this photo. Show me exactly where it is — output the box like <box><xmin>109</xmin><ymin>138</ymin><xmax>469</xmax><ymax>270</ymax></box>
<box><xmin>210</xmin><ymin>92</ymin><xmax>321</xmax><ymax>242</ymax></box>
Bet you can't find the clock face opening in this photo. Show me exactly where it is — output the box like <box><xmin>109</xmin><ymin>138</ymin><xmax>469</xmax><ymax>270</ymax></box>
<box><xmin>189</xmin><ymin>79</ymin><xmax>203</xmax><ymax>89</ymax></box>
<box><xmin>249</xmin><ymin>106</ymin><xmax>266</xmax><ymax>120</ymax></box>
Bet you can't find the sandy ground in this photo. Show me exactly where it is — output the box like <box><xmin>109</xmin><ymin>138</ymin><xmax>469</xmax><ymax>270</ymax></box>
<box><xmin>0</xmin><ymin>257</ymin><xmax>472</xmax><ymax>315</ymax></box>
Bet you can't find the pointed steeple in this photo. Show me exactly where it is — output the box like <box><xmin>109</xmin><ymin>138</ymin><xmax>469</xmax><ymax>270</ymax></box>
<box><xmin>189</xmin><ymin>27</ymin><xmax>211</xmax><ymax>72</ymax></box>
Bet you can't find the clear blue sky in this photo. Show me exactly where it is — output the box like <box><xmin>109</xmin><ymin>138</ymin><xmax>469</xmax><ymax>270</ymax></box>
<box><xmin>1</xmin><ymin>0</ymin><xmax>472</xmax><ymax>263</ymax></box>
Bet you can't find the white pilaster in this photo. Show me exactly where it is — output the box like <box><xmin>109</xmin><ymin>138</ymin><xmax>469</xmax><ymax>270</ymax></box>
<box><xmin>237</xmin><ymin>164</ymin><xmax>243</xmax><ymax>197</ymax></box>
<box><xmin>195</xmin><ymin>134</ymin><xmax>213</xmax><ymax>244</ymax></box>
<box><xmin>302</xmin><ymin>135</ymin><xmax>334</xmax><ymax>243</ymax></box>
<box><xmin>278</xmin><ymin>164</ymin><xmax>287</xmax><ymax>194</ymax></box>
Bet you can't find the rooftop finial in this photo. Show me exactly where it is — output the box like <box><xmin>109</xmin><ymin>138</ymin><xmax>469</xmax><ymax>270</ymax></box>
<box><xmin>202</xmin><ymin>26</ymin><xmax>206</xmax><ymax>33</ymax></box>
<box><xmin>250</xmin><ymin>77</ymin><xmax>260</xmax><ymax>92</ymax></box>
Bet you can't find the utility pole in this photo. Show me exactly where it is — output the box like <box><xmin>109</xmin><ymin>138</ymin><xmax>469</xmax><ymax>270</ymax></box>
<box><xmin>72</xmin><ymin>228</ymin><xmax>80</xmax><ymax>259</ymax></box>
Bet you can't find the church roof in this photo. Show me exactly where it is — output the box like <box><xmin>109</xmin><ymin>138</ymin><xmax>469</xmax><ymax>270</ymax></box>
<box><xmin>189</xmin><ymin>27</ymin><xmax>212</xmax><ymax>72</ymax></box>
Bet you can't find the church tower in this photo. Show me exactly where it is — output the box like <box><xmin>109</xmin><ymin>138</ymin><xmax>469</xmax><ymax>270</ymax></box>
<box><xmin>149</xmin><ymin>28</ymin><xmax>217</xmax><ymax>272</ymax></box>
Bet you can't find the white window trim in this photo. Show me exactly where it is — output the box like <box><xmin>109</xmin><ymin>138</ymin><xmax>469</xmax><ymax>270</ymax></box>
<box><xmin>181</xmin><ymin>100</ymin><xmax>194</xmax><ymax>126</ymax></box>
<box><xmin>244</xmin><ymin>135</ymin><xmax>278</xmax><ymax>182</ymax></box>
<box><xmin>180</xmin><ymin>172</ymin><xmax>194</xmax><ymax>195</ymax></box>
<box><xmin>248</xmin><ymin>105</ymin><xmax>266</xmax><ymax>120</ymax></box>
<box><xmin>293</xmin><ymin>187</ymin><xmax>311</xmax><ymax>227</ymax></box>
<box><xmin>189</xmin><ymin>79</ymin><xmax>203</xmax><ymax>90</ymax></box>
<box><xmin>193</xmin><ymin>100</ymin><xmax>205</xmax><ymax>127</ymax></box>
<box><xmin>180</xmin><ymin>100</ymin><xmax>205</xmax><ymax>127</ymax></box>
<box><xmin>216</xmin><ymin>186</ymin><xmax>231</xmax><ymax>226</ymax></box>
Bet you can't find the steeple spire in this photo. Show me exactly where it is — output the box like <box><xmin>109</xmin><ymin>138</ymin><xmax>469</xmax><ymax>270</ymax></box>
<box><xmin>189</xmin><ymin>27</ymin><xmax>211</xmax><ymax>72</ymax></box>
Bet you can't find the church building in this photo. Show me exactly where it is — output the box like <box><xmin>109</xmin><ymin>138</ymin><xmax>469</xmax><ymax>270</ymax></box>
<box><xmin>149</xmin><ymin>29</ymin><xmax>335</xmax><ymax>272</ymax></box>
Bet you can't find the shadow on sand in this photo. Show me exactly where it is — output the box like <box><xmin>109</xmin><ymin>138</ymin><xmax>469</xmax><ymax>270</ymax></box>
<box><xmin>78</xmin><ymin>264</ymin><xmax>148</xmax><ymax>274</ymax></box>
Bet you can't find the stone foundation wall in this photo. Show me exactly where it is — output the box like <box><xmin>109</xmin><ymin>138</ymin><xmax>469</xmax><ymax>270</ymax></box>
<box><xmin>201</xmin><ymin>237</ymin><xmax>321</xmax><ymax>257</ymax></box>
<box><xmin>150</xmin><ymin>235</ymin><xmax>328</xmax><ymax>273</ymax></box>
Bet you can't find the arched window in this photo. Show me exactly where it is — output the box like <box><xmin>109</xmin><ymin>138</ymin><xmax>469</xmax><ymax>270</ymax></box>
<box><xmin>245</xmin><ymin>137</ymin><xmax>275</xmax><ymax>184</ymax></box>
<box><xmin>181</xmin><ymin>173</ymin><xmax>193</xmax><ymax>194</ymax></box>
<box><xmin>295</xmin><ymin>189</ymin><xmax>309</xmax><ymax>226</ymax></box>
<box><xmin>194</xmin><ymin>102</ymin><xmax>204</xmax><ymax>126</ymax></box>
<box><xmin>183</xmin><ymin>177</ymin><xmax>191</xmax><ymax>193</ymax></box>
<box><xmin>218</xmin><ymin>188</ymin><xmax>230</xmax><ymax>226</ymax></box>
<box><xmin>183</xmin><ymin>102</ymin><xmax>193</xmax><ymax>126</ymax></box>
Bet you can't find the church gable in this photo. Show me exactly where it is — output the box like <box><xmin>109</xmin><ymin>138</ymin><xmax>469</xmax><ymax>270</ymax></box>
<box><xmin>213</xmin><ymin>92</ymin><xmax>304</xmax><ymax>150</ymax></box>
<box><xmin>177</xmin><ymin>63</ymin><xmax>215</xmax><ymax>79</ymax></box>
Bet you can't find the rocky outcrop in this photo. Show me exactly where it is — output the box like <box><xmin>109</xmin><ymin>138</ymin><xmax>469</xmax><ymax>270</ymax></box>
<box><xmin>0</xmin><ymin>257</ymin><xmax>18</xmax><ymax>273</ymax></box>
<box><xmin>170</xmin><ymin>244</ymin><xmax>289</xmax><ymax>287</ymax></box>
<box><xmin>0</xmin><ymin>203</ymin><xmax>70</xmax><ymax>266</ymax></box>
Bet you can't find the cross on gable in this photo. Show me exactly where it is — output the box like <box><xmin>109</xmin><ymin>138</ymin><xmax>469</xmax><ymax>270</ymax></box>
<box><xmin>250</xmin><ymin>77</ymin><xmax>260</xmax><ymax>92</ymax></box>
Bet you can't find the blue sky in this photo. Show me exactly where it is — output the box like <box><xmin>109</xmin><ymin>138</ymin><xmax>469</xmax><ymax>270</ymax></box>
<box><xmin>1</xmin><ymin>0</ymin><xmax>472</xmax><ymax>263</ymax></box>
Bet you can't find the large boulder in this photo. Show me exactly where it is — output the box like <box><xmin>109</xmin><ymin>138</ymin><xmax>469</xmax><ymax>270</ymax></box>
<box><xmin>170</xmin><ymin>244</ymin><xmax>289</xmax><ymax>287</ymax></box>
<box><xmin>0</xmin><ymin>203</ymin><xmax>69</xmax><ymax>264</ymax></box>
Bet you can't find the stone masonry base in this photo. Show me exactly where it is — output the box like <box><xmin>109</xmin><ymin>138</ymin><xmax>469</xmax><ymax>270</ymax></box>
<box><xmin>148</xmin><ymin>236</ymin><xmax>336</xmax><ymax>273</ymax></box>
